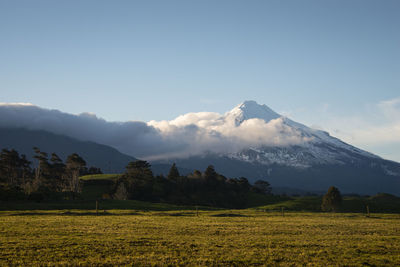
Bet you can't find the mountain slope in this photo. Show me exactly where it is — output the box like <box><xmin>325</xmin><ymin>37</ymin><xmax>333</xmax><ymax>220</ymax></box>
<box><xmin>154</xmin><ymin>101</ymin><xmax>400</xmax><ymax>195</ymax></box>
<box><xmin>0</xmin><ymin>127</ymin><xmax>136</xmax><ymax>173</ymax></box>
<box><xmin>0</xmin><ymin>127</ymin><xmax>190</xmax><ymax>175</ymax></box>
<box><xmin>165</xmin><ymin>154</ymin><xmax>400</xmax><ymax>195</ymax></box>
<box><xmin>226</xmin><ymin>100</ymin><xmax>378</xmax><ymax>166</ymax></box>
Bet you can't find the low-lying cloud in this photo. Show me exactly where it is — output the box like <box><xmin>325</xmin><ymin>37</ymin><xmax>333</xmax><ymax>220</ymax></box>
<box><xmin>0</xmin><ymin>103</ymin><xmax>308</xmax><ymax>160</ymax></box>
<box><xmin>148</xmin><ymin>112</ymin><xmax>307</xmax><ymax>160</ymax></box>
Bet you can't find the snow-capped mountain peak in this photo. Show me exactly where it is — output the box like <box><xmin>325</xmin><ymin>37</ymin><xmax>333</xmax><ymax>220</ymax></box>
<box><xmin>226</xmin><ymin>100</ymin><xmax>281</xmax><ymax>125</ymax></box>
<box><xmin>223</xmin><ymin>100</ymin><xmax>381</xmax><ymax>167</ymax></box>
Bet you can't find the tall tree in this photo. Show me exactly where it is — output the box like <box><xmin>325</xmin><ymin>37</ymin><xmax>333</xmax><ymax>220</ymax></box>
<box><xmin>18</xmin><ymin>154</ymin><xmax>32</xmax><ymax>192</ymax></box>
<box><xmin>116</xmin><ymin>160</ymin><xmax>154</xmax><ymax>200</ymax></box>
<box><xmin>237</xmin><ymin>177</ymin><xmax>251</xmax><ymax>191</ymax></box>
<box><xmin>65</xmin><ymin>153</ymin><xmax>86</xmax><ymax>195</ymax></box>
<box><xmin>33</xmin><ymin>147</ymin><xmax>50</xmax><ymax>188</ymax></box>
<box><xmin>125</xmin><ymin>160</ymin><xmax>153</xmax><ymax>180</ymax></box>
<box><xmin>50</xmin><ymin>153</ymin><xmax>65</xmax><ymax>191</ymax></box>
<box><xmin>321</xmin><ymin>186</ymin><xmax>342</xmax><ymax>212</ymax></box>
<box><xmin>167</xmin><ymin>163</ymin><xmax>180</xmax><ymax>181</ymax></box>
<box><xmin>253</xmin><ymin>180</ymin><xmax>272</xmax><ymax>195</ymax></box>
<box><xmin>192</xmin><ymin>170</ymin><xmax>202</xmax><ymax>178</ymax></box>
<box><xmin>113</xmin><ymin>182</ymin><xmax>128</xmax><ymax>200</ymax></box>
<box><xmin>0</xmin><ymin>149</ymin><xmax>30</xmax><ymax>186</ymax></box>
<box><xmin>0</xmin><ymin>149</ymin><xmax>16</xmax><ymax>185</ymax></box>
<box><xmin>204</xmin><ymin>165</ymin><xmax>218</xmax><ymax>186</ymax></box>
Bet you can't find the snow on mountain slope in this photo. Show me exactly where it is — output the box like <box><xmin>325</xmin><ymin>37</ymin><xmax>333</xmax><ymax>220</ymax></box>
<box><xmin>223</xmin><ymin>100</ymin><xmax>380</xmax><ymax>168</ymax></box>
<box><xmin>225</xmin><ymin>100</ymin><xmax>280</xmax><ymax>125</ymax></box>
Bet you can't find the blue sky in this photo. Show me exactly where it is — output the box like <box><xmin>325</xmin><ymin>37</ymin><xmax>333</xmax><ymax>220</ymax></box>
<box><xmin>0</xmin><ymin>0</ymin><xmax>399</xmax><ymax>161</ymax></box>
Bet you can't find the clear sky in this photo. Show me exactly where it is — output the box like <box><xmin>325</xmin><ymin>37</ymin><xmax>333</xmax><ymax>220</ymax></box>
<box><xmin>1</xmin><ymin>1</ymin><xmax>399</xmax><ymax>161</ymax></box>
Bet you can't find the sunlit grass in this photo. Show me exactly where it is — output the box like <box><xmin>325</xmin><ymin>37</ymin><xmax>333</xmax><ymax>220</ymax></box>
<box><xmin>80</xmin><ymin>174</ymin><xmax>122</xmax><ymax>180</ymax></box>
<box><xmin>1</xmin><ymin>210</ymin><xmax>399</xmax><ymax>265</ymax></box>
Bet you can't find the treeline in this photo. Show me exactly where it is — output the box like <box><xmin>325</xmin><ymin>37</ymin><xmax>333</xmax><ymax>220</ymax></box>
<box><xmin>0</xmin><ymin>148</ymin><xmax>101</xmax><ymax>201</ymax></box>
<box><xmin>111</xmin><ymin>161</ymin><xmax>271</xmax><ymax>208</ymax></box>
<box><xmin>0</xmin><ymin>148</ymin><xmax>273</xmax><ymax>208</ymax></box>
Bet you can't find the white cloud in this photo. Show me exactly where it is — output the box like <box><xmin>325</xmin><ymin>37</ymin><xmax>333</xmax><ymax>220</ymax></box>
<box><xmin>148</xmin><ymin>113</ymin><xmax>307</xmax><ymax>160</ymax></box>
<box><xmin>0</xmin><ymin>102</ymin><xmax>34</xmax><ymax>106</ymax></box>
<box><xmin>0</xmin><ymin>103</ymin><xmax>308</xmax><ymax>160</ymax></box>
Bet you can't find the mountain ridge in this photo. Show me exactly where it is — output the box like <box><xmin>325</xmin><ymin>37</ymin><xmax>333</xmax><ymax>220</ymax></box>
<box><xmin>0</xmin><ymin>127</ymin><xmax>136</xmax><ymax>172</ymax></box>
<box><xmin>0</xmin><ymin>127</ymin><xmax>190</xmax><ymax>176</ymax></box>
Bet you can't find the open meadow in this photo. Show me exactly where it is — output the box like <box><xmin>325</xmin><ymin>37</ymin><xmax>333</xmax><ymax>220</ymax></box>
<box><xmin>1</xmin><ymin>208</ymin><xmax>399</xmax><ymax>266</ymax></box>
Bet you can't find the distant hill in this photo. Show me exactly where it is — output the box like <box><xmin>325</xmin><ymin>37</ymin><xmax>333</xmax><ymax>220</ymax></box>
<box><xmin>0</xmin><ymin>127</ymin><xmax>190</xmax><ymax>175</ymax></box>
<box><xmin>0</xmin><ymin>127</ymin><xmax>136</xmax><ymax>173</ymax></box>
<box><xmin>156</xmin><ymin>152</ymin><xmax>400</xmax><ymax>196</ymax></box>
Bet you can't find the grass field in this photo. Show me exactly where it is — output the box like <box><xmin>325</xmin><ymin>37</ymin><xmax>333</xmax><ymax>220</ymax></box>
<box><xmin>1</xmin><ymin>209</ymin><xmax>399</xmax><ymax>266</ymax></box>
<box><xmin>80</xmin><ymin>174</ymin><xmax>122</xmax><ymax>181</ymax></box>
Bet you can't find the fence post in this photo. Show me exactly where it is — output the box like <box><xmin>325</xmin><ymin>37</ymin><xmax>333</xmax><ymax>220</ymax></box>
<box><xmin>366</xmin><ymin>205</ymin><xmax>370</xmax><ymax>217</ymax></box>
<box><xmin>96</xmin><ymin>200</ymin><xmax>99</xmax><ymax>216</ymax></box>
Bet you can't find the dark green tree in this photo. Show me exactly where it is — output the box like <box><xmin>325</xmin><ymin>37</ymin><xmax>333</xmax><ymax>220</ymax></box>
<box><xmin>253</xmin><ymin>180</ymin><xmax>272</xmax><ymax>195</ymax></box>
<box><xmin>65</xmin><ymin>153</ymin><xmax>86</xmax><ymax>195</ymax></box>
<box><xmin>116</xmin><ymin>160</ymin><xmax>154</xmax><ymax>200</ymax></box>
<box><xmin>18</xmin><ymin>154</ymin><xmax>33</xmax><ymax>194</ymax></box>
<box><xmin>0</xmin><ymin>149</ymin><xmax>31</xmax><ymax>186</ymax></box>
<box><xmin>87</xmin><ymin>166</ymin><xmax>102</xmax><ymax>175</ymax></box>
<box><xmin>204</xmin><ymin>165</ymin><xmax>217</xmax><ymax>178</ymax></box>
<box><xmin>321</xmin><ymin>186</ymin><xmax>342</xmax><ymax>212</ymax></box>
<box><xmin>125</xmin><ymin>160</ymin><xmax>153</xmax><ymax>179</ymax></box>
<box><xmin>204</xmin><ymin>165</ymin><xmax>218</xmax><ymax>187</ymax></box>
<box><xmin>50</xmin><ymin>153</ymin><xmax>65</xmax><ymax>191</ymax></box>
<box><xmin>19</xmin><ymin>154</ymin><xmax>32</xmax><ymax>181</ymax></box>
<box><xmin>167</xmin><ymin>163</ymin><xmax>180</xmax><ymax>180</ymax></box>
<box><xmin>33</xmin><ymin>147</ymin><xmax>51</xmax><ymax>188</ymax></box>
<box><xmin>113</xmin><ymin>181</ymin><xmax>129</xmax><ymax>200</ymax></box>
<box><xmin>0</xmin><ymin>149</ymin><xmax>18</xmax><ymax>185</ymax></box>
<box><xmin>192</xmin><ymin>170</ymin><xmax>202</xmax><ymax>178</ymax></box>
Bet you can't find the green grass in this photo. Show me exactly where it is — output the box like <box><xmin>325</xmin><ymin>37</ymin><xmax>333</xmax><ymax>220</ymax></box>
<box><xmin>0</xmin><ymin>209</ymin><xmax>399</xmax><ymax>266</ymax></box>
<box><xmin>80</xmin><ymin>174</ymin><xmax>122</xmax><ymax>181</ymax></box>
<box><xmin>257</xmin><ymin>196</ymin><xmax>322</xmax><ymax>211</ymax></box>
<box><xmin>257</xmin><ymin>195</ymin><xmax>400</xmax><ymax>213</ymax></box>
<box><xmin>0</xmin><ymin>199</ymin><xmax>218</xmax><ymax>211</ymax></box>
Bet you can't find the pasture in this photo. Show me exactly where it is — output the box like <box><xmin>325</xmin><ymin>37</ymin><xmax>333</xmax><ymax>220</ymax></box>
<box><xmin>1</xmin><ymin>209</ymin><xmax>399</xmax><ymax>266</ymax></box>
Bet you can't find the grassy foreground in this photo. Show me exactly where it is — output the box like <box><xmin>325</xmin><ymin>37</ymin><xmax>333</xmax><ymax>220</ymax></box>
<box><xmin>1</xmin><ymin>210</ymin><xmax>399</xmax><ymax>266</ymax></box>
